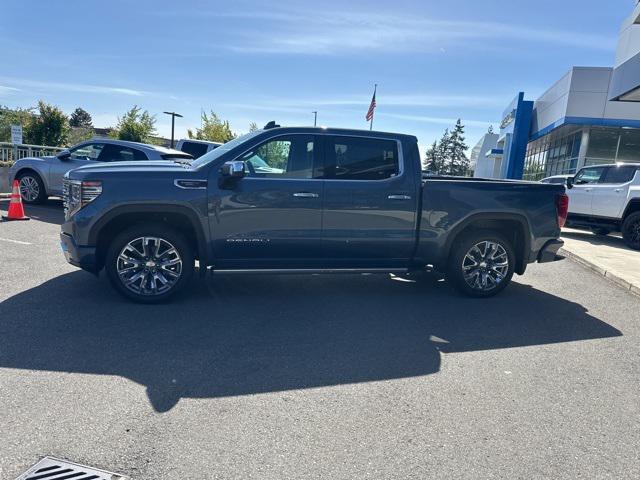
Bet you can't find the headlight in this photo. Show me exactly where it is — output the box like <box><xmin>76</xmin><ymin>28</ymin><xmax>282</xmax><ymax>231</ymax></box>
<box><xmin>64</xmin><ymin>180</ymin><xmax>102</xmax><ymax>219</ymax></box>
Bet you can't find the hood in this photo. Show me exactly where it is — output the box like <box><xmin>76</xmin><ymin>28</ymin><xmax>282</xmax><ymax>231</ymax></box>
<box><xmin>70</xmin><ymin>160</ymin><xmax>191</xmax><ymax>176</ymax></box>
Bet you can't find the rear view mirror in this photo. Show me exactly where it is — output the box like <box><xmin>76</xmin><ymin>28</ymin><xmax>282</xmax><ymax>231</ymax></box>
<box><xmin>221</xmin><ymin>161</ymin><xmax>246</xmax><ymax>178</ymax></box>
<box><xmin>56</xmin><ymin>149</ymin><xmax>71</xmax><ymax>161</ymax></box>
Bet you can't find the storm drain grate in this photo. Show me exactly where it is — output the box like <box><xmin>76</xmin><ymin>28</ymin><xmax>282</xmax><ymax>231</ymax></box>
<box><xmin>15</xmin><ymin>456</ymin><xmax>128</xmax><ymax>480</ymax></box>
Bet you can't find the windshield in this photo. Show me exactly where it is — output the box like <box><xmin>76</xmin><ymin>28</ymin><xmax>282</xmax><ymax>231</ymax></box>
<box><xmin>190</xmin><ymin>131</ymin><xmax>263</xmax><ymax>169</ymax></box>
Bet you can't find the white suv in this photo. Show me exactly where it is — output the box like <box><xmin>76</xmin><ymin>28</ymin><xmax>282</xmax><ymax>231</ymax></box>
<box><xmin>566</xmin><ymin>163</ymin><xmax>640</xmax><ymax>250</ymax></box>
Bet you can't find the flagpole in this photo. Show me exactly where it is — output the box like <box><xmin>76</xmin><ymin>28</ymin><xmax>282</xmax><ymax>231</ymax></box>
<box><xmin>370</xmin><ymin>83</ymin><xmax>377</xmax><ymax>131</ymax></box>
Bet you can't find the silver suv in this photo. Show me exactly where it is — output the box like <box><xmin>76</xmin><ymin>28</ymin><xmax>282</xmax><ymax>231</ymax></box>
<box><xmin>9</xmin><ymin>139</ymin><xmax>192</xmax><ymax>204</ymax></box>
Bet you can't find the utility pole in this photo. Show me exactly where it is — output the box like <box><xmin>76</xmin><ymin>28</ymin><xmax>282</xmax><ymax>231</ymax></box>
<box><xmin>312</xmin><ymin>111</ymin><xmax>318</xmax><ymax>127</ymax></box>
<box><xmin>163</xmin><ymin>111</ymin><xmax>183</xmax><ymax>148</ymax></box>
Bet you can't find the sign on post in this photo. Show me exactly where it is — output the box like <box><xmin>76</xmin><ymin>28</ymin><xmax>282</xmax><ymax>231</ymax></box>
<box><xmin>10</xmin><ymin>124</ymin><xmax>23</xmax><ymax>145</ymax></box>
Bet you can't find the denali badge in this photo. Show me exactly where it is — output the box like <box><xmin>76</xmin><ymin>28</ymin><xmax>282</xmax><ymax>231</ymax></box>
<box><xmin>226</xmin><ymin>238</ymin><xmax>270</xmax><ymax>243</ymax></box>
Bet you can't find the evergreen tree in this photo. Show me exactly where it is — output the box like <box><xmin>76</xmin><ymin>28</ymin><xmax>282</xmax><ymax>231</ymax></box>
<box><xmin>448</xmin><ymin>119</ymin><xmax>469</xmax><ymax>176</ymax></box>
<box><xmin>423</xmin><ymin>141</ymin><xmax>438</xmax><ymax>172</ymax></box>
<box><xmin>436</xmin><ymin>129</ymin><xmax>451</xmax><ymax>175</ymax></box>
<box><xmin>69</xmin><ymin>107</ymin><xmax>93</xmax><ymax>128</ymax></box>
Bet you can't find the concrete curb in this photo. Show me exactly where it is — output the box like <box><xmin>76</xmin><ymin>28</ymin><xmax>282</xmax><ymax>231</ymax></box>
<box><xmin>559</xmin><ymin>247</ymin><xmax>640</xmax><ymax>297</ymax></box>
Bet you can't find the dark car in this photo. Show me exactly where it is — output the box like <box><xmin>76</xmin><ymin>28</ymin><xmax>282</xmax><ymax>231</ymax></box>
<box><xmin>60</xmin><ymin>125</ymin><xmax>567</xmax><ymax>303</ymax></box>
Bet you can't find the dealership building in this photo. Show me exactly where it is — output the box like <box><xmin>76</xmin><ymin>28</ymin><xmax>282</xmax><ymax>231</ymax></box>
<box><xmin>472</xmin><ymin>2</ymin><xmax>640</xmax><ymax>181</ymax></box>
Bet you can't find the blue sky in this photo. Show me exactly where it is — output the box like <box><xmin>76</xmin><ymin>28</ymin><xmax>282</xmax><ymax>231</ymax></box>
<box><xmin>0</xmin><ymin>0</ymin><xmax>634</xmax><ymax>153</ymax></box>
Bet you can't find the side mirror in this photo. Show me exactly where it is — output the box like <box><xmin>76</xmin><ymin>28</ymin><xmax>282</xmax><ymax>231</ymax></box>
<box><xmin>220</xmin><ymin>161</ymin><xmax>246</xmax><ymax>178</ymax></box>
<box><xmin>566</xmin><ymin>177</ymin><xmax>574</xmax><ymax>189</ymax></box>
<box><xmin>56</xmin><ymin>149</ymin><xmax>71</xmax><ymax>161</ymax></box>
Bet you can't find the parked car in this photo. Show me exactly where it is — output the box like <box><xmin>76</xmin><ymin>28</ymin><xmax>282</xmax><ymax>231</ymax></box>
<box><xmin>60</xmin><ymin>125</ymin><xmax>567</xmax><ymax>303</ymax></box>
<box><xmin>565</xmin><ymin>163</ymin><xmax>640</xmax><ymax>249</ymax></box>
<box><xmin>8</xmin><ymin>139</ymin><xmax>193</xmax><ymax>204</ymax></box>
<box><xmin>541</xmin><ymin>174</ymin><xmax>573</xmax><ymax>185</ymax></box>
<box><xmin>175</xmin><ymin>139</ymin><xmax>222</xmax><ymax>159</ymax></box>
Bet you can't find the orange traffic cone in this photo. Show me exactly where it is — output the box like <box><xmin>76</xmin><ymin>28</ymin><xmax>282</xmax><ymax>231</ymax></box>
<box><xmin>2</xmin><ymin>180</ymin><xmax>30</xmax><ymax>221</ymax></box>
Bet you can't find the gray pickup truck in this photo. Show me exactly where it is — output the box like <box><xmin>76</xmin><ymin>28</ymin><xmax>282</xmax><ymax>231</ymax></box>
<box><xmin>60</xmin><ymin>125</ymin><xmax>567</xmax><ymax>303</ymax></box>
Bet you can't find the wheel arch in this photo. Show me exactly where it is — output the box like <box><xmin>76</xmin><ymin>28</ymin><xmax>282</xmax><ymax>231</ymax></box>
<box><xmin>441</xmin><ymin>212</ymin><xmax>532</xmax><ymax>275</ymax></box>
<box><xmin>89</xmin><ymin>204</ymin><xmax>209</xmax><ymax>273</ymax></box>
<box><xmin>13</xmin><ymin>166</ymin><xmax>49</xmax><ymax>193</ymax></box>
<box><xmin>622</xmin><ymin>198</ymin><xmax>640</xmax><ymax>220</ymax></box>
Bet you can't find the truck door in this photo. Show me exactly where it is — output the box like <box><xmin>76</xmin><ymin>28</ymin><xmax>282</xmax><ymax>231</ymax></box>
<box><xmin>320</xmin><ymin>135</ymin><xmax>417</xmax><ymax>266</ymax></box>
<box><xmin>209</xmin><ymin>134</ymin><xmax>324</xmax><ymax>266</ymax></box>
<box><xmin>569</xmin><ymin>166</ymin><xmax>605</xmax><ymax>216</ymax></box>
<box><xmin>590</xmin><ymin>166</ymin><xmax>637</xmax><ymax>218</ymax></box>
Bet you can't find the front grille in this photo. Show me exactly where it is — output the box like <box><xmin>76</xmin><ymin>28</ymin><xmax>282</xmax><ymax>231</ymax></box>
<box><xmin>15</xmin><ymin>456</ymin><xmax>127</xmax><ymax>480</ymax></box>
<box><xmin>62</xmin><ymin>179</ymin><xmax>70</xmax><ymax>217</ymax></box>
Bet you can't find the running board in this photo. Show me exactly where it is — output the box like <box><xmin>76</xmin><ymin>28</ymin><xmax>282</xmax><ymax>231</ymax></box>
<box><xmin>210</xmin><ymin>268</ymin><xmax>413</xmax><ymax>276</ymax></box>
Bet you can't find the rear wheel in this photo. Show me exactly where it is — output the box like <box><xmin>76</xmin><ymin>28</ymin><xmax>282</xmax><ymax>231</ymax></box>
<box><xmin>105</xmin><ymin>223</ymin><xmax>194</xmax><ymax>303</ymax></box>
<box><xmin>447</xmin><ymin>231</ymin><xmax>515</xmax><ymax>298</ymax></box>
<box><xmin>591</xmin><ymin>227</ymin><xmax>611</xmax><ymax>236</ymax></box>
<box><xmin>622</xmin><ymin>212</ymin><xmax>640</xmax><ymax>250</ymax></box>
<box><xmin>17</xmin><ymin>171</ymin><xmax>46</xmax><ymax>204</ymax></box>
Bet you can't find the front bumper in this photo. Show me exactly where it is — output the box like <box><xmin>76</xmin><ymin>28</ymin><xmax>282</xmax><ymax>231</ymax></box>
<box><xmin>60</xmin><ymin>232</ymin><xmax>99</xmax><ymax>273</ymax></box>
<box><xmin>537</xmin><ymin>239</ymin><xmax>565</xmax><ymax>263</ymax></box>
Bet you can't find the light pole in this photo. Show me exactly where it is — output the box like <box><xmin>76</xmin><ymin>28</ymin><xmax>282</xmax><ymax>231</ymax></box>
<box><xmin>163</xmin><ymin>111</ymin><xmax>183</xmax><ymax>148</ymax></box>
<box><xmin>312</xmin><ymin>111</ymin><xmax>318</xmax><ymax>127</ymax></box>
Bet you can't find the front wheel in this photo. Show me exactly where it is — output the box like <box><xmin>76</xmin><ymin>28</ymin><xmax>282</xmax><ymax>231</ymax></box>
<box><xmin>17</xmin><ymin>171</ymin><xmax>46</xmax><ymax>204</ymax></box>
<box><xmin>105</xmin><ymin>223</ymin><xmax>194</xmax><ymax>303</ymax></box>
<box><xmin>447</xmin><ymin>231</ymin><xmax>515</xmax><ymax>298</ymax></box>
<box><xmin>622</xmin><ymin>212</ymin><xmax>640</xmax><ymax>251</ymax></box>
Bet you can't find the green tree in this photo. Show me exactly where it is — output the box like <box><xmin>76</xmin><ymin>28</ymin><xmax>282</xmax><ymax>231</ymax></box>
<box><xmin>423</xmin><ymin>141</ymin><xmax>439</xmax><ymax>172</ymax></box>
<box><xmin>67</xmin><ymin>127</ymin><xmax>94</xmax><ymax>145</ymax></box>
<box><xmin>448</xmin><ymin>119</ymin><xmax>469</xmax><ymax>176</ymax></box>
<box><xmin>110</xmin><ymin>105</ymin><xmax>156</xmax><ymax>143</ymax></box>
<box><xmin>25</xmin><ymin>100</ymin><xmax>70</xmax><ymax>146</ymax></box>
<box><xmin>69</xmin><ymin>107</ymin><xmax>93</xmax><ymax>128</ymax></box>
<box><xmin>0</xmin><ymin>106</ymin><xmax>35</xmax><ymax>143</ymax></box>
<box><xmin>436</xmin><ymin>129</ymin><xmax>452</xmax><ymax>175</ymax></box>
<box><xmin>188</xmin><ymin>111</ymin><xmax>236</xmax><ymax>143</ymax></box>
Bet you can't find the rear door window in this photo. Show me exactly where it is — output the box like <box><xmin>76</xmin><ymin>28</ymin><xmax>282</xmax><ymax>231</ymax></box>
<box><xmin>324</xmin><ymin>136</ymin><xmax>399</xmax><ymax>180</ymax></box>
<box><xmin>600</xmin><ymin>166</ymin><xmax>637</xmax><ymax>184</ymax></box>
<box><xmin>99</xmin><ymin>144</ymin><xmax>148</xmax><ymax>162</ymax></box>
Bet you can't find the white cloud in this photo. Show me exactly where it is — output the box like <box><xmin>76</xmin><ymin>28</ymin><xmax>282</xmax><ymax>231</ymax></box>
<box><xmin>378</xmin><ymin>112</ymin><xmax>496</xmax><ymax>128</ymax></box>
<box><xmin>208</xmin><ymin>9</ymin><xmax>615</xmax><ymax>55</ymax></box>
<box><xmin>0</xmin><ymin>85</ymin><xmax>21</xmax><ymax>96</ymax></box>
<box><xmin>0</xmin><ymin>78</ymin><xmax>147</xmax><ymax>97</ymax></box>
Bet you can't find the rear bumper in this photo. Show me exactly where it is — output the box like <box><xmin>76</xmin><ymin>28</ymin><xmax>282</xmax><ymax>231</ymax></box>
<box><xmin>60</xmin><ymin>232</ymin><xmax>99</xmax><ymax>273</ymax></box>
<box><xmin>537</xmin><ymin>239</ymin><xmax>564</xmax><ymax>263</ymax></box>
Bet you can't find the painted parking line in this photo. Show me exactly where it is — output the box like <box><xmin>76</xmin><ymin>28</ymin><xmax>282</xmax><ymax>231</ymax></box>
<box><xmin>0</xmin><ymin>237</ymin><xmax>32</xmax><ymax>245</ymax></box>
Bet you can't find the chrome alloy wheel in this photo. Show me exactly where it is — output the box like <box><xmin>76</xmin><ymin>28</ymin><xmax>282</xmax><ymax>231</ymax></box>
<box><xmin>19</xmin><ymin>176</ymin><xmax>40</xmax><ymax>202</ymax></box>
<box><xmin>116</xmin><ymin>237</ymin><xmax>183</xmax><ymax>296</ymax></box>
<box><xmin>461</xmin><ymin>240</ymin><xmax>509</xmax><ymax>292</ymax></box>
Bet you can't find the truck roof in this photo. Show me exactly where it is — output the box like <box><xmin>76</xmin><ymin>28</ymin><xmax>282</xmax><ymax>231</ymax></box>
<box><xmin>261</xmin><ymin>126</ymin><xmax>418</xmax><ymax>142</ymax></box>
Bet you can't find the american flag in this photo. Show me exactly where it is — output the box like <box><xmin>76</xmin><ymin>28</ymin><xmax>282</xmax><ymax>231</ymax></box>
<box><xmin>366</xmin><ymin>86</ymin><xmax>377</xmax><ymax>122</ymax></box>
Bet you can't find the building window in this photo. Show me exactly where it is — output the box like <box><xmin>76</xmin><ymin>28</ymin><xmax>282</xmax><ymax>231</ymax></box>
<box><xmin>523</xmin><ymin>128</ymin><xmax>582</xmax><ymax>181</ymax></box>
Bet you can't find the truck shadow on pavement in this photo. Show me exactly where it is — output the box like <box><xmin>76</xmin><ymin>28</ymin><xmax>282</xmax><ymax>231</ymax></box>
<box><xmin>0</xmin><ymin>272</ymin><xmax>622</xmax><ymax>413</ymax></box>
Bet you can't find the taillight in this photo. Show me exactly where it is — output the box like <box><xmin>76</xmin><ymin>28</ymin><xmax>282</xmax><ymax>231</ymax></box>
<box><xmin>556</xmin><ymin>193</ymin><xmax>569</xmax><ymax>228</ymax></box>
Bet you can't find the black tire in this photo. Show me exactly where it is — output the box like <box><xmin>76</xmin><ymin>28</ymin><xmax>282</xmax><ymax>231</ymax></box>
<box><xmin>105</xmin><ymin>223</ymin><xmax>195</xmax><ymax>303</ymax></box>
<box><xmin>622</xmin><ymin>212</ymin><xmax>640</xmax><ymax>251</ymax></box>
<box><xmin>447</xmin><ymin>230</ymin><xmax>516</xmax><ymax>298</ymax></box>
<box><xmin>591</xmin><ymin>227</ymin><xmax>611</xmax><ymax>236</ymax></box>
<box><xmin>17</xmin><ymin>171</ymin><xmax>47</xmax><ymax>204</ymax></box>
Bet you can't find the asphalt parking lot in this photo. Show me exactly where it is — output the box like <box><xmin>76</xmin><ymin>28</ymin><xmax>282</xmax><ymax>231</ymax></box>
<box><xmin>1</xmin><ymin>200</ymin><xmax>639</xmax><ymax>479</ymax></box>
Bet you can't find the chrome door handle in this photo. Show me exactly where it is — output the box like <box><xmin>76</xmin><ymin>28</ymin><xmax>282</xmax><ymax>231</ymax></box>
<box><xmin>292</xmin><ymin>192</ymin><xmax>319</xmax><ymax>198</ymax></box>
<box><xmin>388</xmin><ymin>194</ymin><xmax>412</xmax><ymax>200</ymax></box>
<box><xmin>615</xmin><ymin>188</ymin><xmax>622</xmax><ymax>192</ymax></box>
<box><xmin>585</xmin><ymin>188</ymin><xmax>592</xmax><ymax>192</ymax></box>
